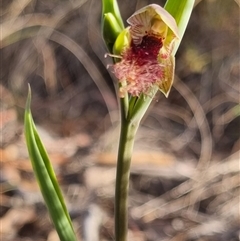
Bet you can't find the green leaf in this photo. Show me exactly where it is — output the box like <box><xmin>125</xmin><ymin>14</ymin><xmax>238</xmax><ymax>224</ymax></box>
<box><xmin>24</xmin><ymin>85</ymin><xmax>77</xmax><ymax>241</ymax></box>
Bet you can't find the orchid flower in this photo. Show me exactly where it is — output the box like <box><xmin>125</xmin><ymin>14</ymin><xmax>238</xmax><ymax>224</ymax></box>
<box><xmin>101</xmin><ymin>2</ymin><xmax>194</xmax><ymax>241</ymax></box>
<box><xmin>113</xmin><ymin>4</ymin><xmax>179</xmax><ymax>97</ymax></box>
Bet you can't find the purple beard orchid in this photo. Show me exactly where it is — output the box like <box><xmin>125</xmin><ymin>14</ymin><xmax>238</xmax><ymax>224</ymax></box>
<box><xmin>112</xmin><ymin>4</ymin><xmax>179</xmax><ymax>97</ymax></box>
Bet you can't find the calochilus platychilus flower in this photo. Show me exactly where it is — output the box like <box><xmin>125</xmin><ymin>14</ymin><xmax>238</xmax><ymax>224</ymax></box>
<box><xmin>112</xmin><ymin>4</ymin><xmax>179</xmax><ymax>97</ymax></box>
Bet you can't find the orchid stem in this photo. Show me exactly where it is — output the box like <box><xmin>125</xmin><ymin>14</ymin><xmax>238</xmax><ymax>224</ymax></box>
<box><xmin>115</xmin><ymin>100</ymin><xmax>139</xmax><ymax>241</ymax></box>
<box><xmin>115</xmin><ymin>92</ymin><xmax>154</xmax><ymax>241</ymax></box>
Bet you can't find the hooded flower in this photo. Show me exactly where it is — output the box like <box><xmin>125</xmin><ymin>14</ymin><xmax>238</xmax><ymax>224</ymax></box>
<box><xmin>113</xmin><ymin>4</ymin><xmax>179</xmax><ymax>97</ymax></box>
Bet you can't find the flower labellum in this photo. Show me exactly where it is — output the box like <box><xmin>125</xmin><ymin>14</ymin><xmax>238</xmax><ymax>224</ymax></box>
<box><xmin>113</xmin><ymin>4</ymin><xmax>179</xmax><ymax>97</ymax></box>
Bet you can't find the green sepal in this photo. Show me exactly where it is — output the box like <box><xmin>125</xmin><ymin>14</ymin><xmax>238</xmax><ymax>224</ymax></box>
<box><xmin>102</xmin><ymin>0</ymin><xmax>124</xmax><ymax>29</ymax></box>
<box><xmin>101</xmin><ymin>0</ymin><xmax>124</xmax><ymax>53</ymax></box>
<box><xmin>102</xmin><ymin>13</ymin><xmax>123</xmax><ymax>52</ymax></box>
<box><xmin>164</xmin><ymin>0</ymin><xmax>195</xmax><ymax>55</ymax></box>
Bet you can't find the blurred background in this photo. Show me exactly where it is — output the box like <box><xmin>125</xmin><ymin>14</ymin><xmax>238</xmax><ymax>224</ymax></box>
<box><xmin>1</xmin><ymin>0</ymin><xmax>239</xmax><ymax>240</ymax></box>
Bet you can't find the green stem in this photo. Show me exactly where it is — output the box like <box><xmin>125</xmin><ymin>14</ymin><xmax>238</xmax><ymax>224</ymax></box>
<box><xmin>115</xmin><ymin>89</ymin><xmax>155</xmax><ymax>241</ymax></box>
<box><xmin>115</xmin><ymin>116</ymin><xmax>139</xmax><ymax>241</ymax></box>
